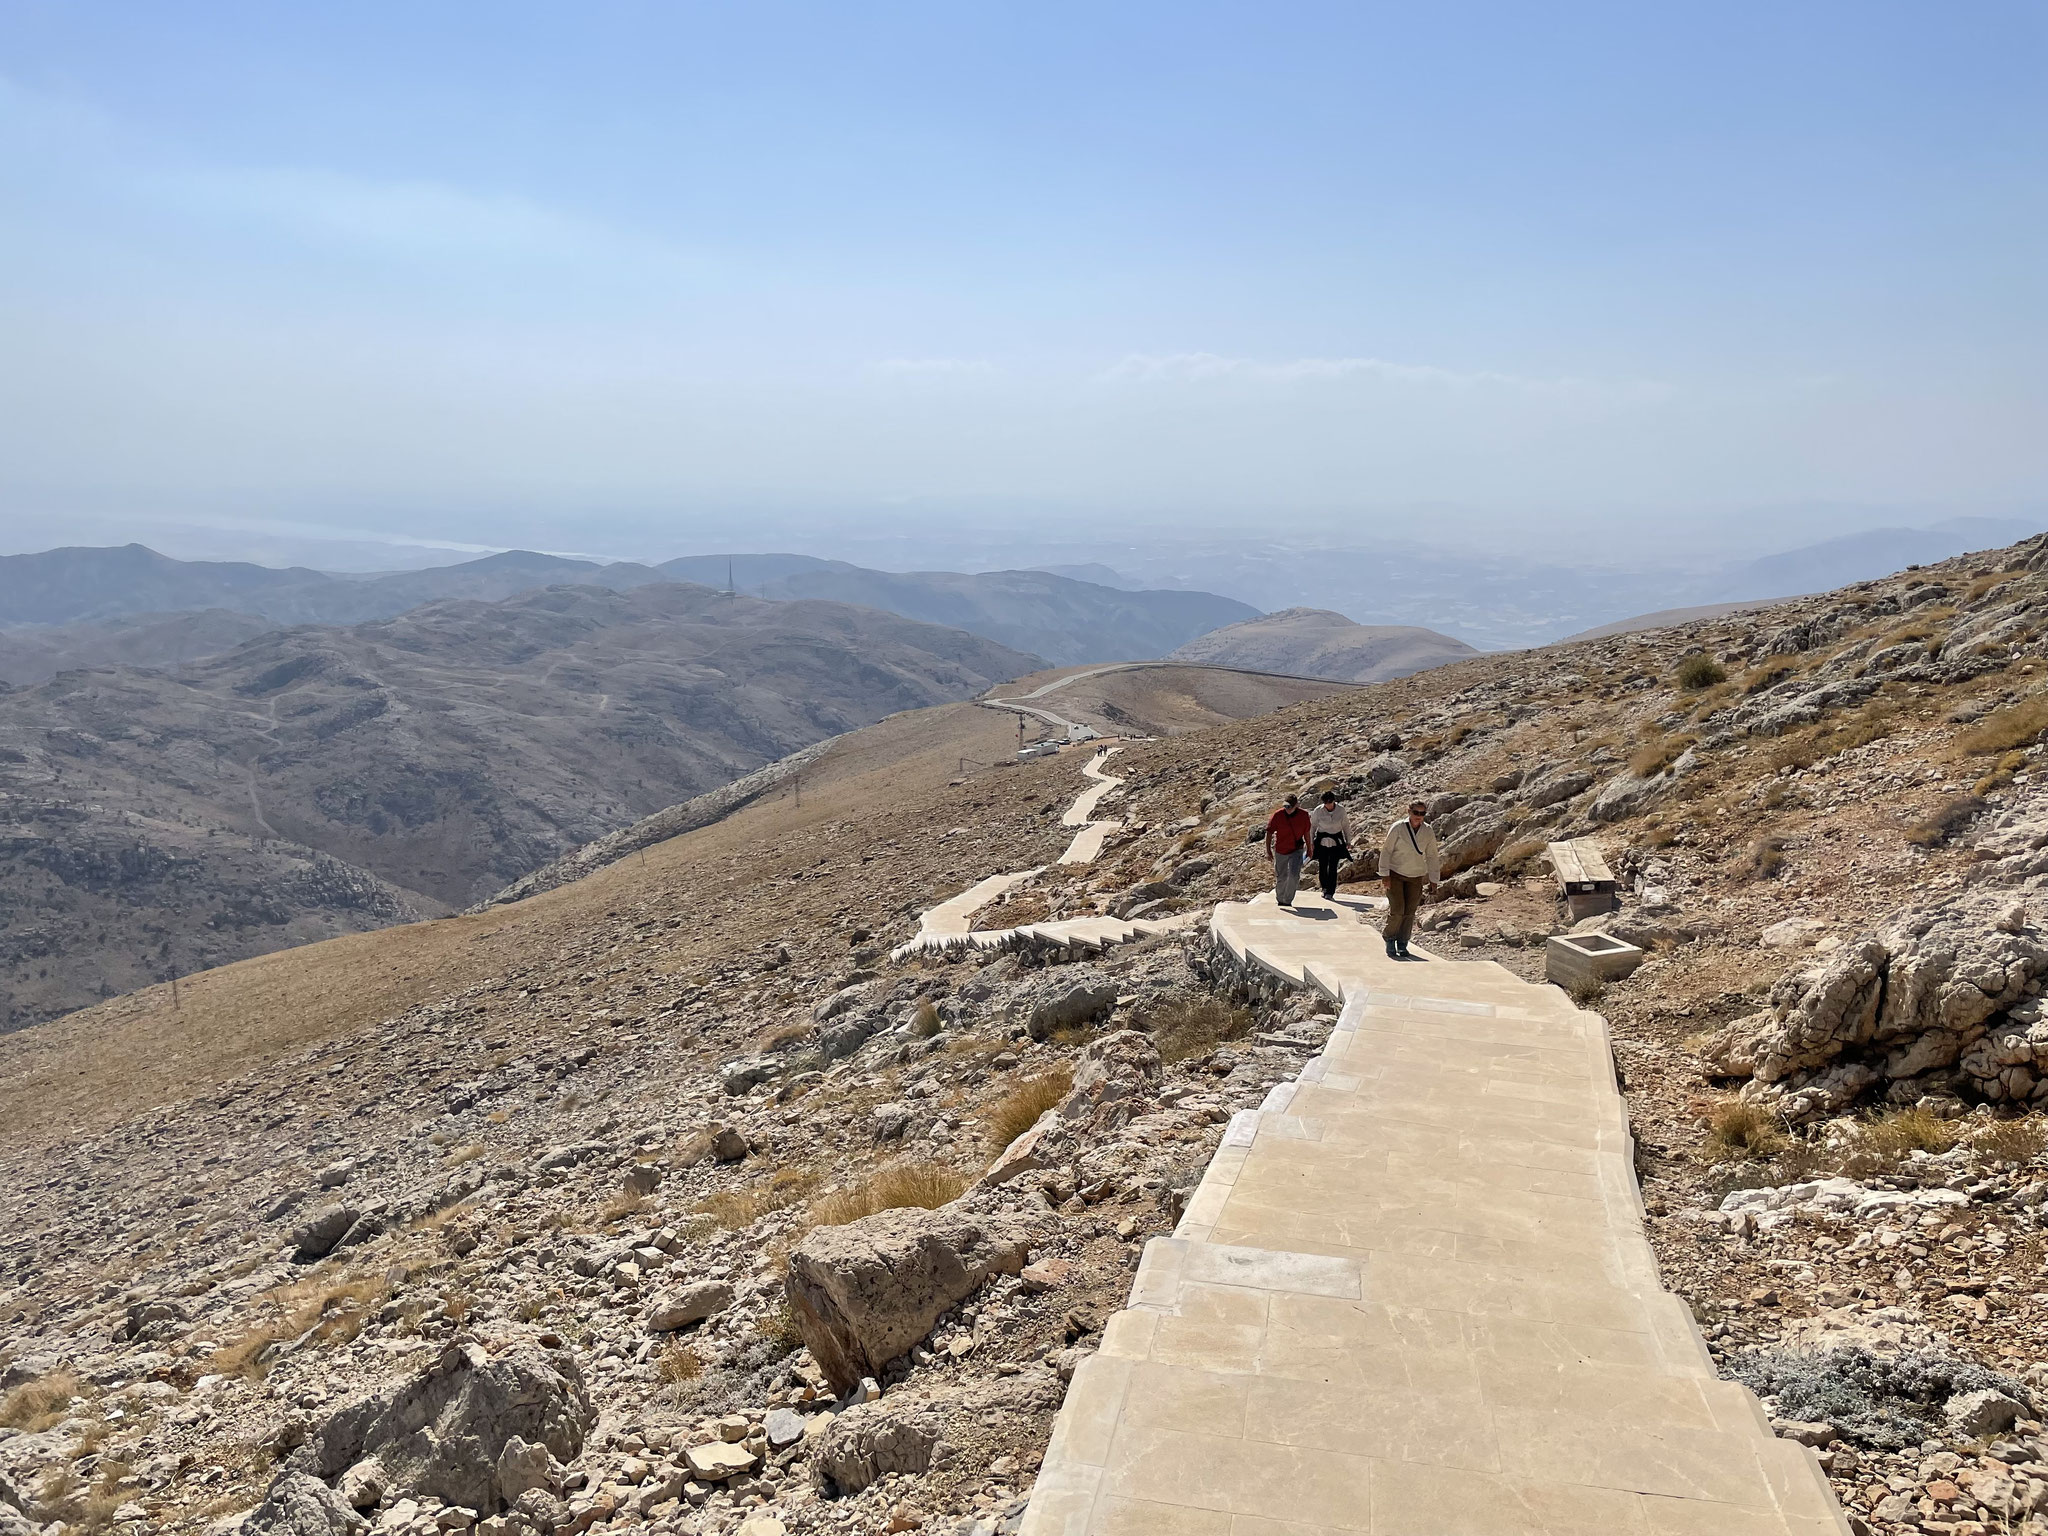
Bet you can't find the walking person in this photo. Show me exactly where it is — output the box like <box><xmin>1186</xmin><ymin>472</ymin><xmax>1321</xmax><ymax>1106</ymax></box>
<box><xmin>1308</xmin><ymin>789</ymin><xmax>1352</xmax><ymax>900</ymax></box>
<box><xmin>1264</xmin><ymin>793</ymin><xmax>1313</xmax><ymax>908</ymax></box>
<box><xmin>1379</xmin><ymin>798</ymin><xmax>1441</xmax><ymax>959</ymax></box>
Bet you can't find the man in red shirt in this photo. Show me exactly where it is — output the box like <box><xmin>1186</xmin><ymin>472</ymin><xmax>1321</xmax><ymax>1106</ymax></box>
<box><xmin>1264</xmin><ymin>793</ymin><xmax>1313</xmax><ymax>908</ymax></box>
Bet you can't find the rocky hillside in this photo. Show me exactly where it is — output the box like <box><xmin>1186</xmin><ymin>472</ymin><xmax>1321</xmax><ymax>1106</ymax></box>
<box><xmin>0</xmin><ymin>584</ymin><xmax>1035</xmax><ymax>1030</ymax></box>
<box><xmin>1165</xmin><ymin>605</ymin><xmax>1477</xmax><ymax>681</ymax></box>
<box><xmin>6</xmin><ymin>534</ymin><xmax>2048</xmax><ymax>1536</ymax></box>
<box><xmin>0</xmin><ymin>548</ymin><xmax>1256</xmax><ymax>680</ymax></box>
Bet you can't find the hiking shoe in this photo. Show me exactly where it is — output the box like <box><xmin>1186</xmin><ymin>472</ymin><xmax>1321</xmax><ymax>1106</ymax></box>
<box><xmin>1384</xmin><ymin>941</ymin><xmax>1398</xmax><ymax>959</ymax></box>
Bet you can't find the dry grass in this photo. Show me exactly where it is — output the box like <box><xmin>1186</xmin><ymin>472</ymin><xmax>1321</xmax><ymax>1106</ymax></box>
<box><xmin>1960</xmin><ymin>695</ymin><xmax>2048</xmax><ymax>755</ymax></box>
<box><xmin>1565</xmin><ymin>976</ymin><xmax>1606</xmax><ymax>1007</ymax></box>
<box><xmin>206</xmin><ymin>1274</ymin><xmax>390</xmax><ymax>1379</ymax></box>
<box><xmin>1674</xmin><ymin>654</ymin><xmax>1726</xmax><ymax>690</ymax></box>
<box><xmin>758</xmin><ymin>1020</ymin><xmax>815</xmax><ymax>1052</ymax></box>
<box><xmin>0</xmin><ymin>1369</ymin><xmax>83</xmax><ymax>1432</ymax></box>
<box><xmin>1145</xmin><ymin>993</ymin><xmax>1255</xmax><ymax>1064</ymax></box>
<box><xmin>1904</xmin><ymin>795</ymin><xmax>1986</xmax><ymax>848</ymax></box>
<box><xmin>807</xmin><ymin>1160</ymin><xmax>967</xmax><ymax>1227</ymax></box>
<box><xmin>1493</xmin><ymin>838</ymin><xmax>1547</xmax><ymax>876</ymax></box>
<box><xmin>1858</xmin><ymin>1106</ymin><xmax>1960</xmax><ymax>1161</ymax></box>
<box><xmin>1742</xmin><ymin>656</ymin><xmax>1805</xmax><ymax>695</ymax></box>
<box><xmin>757</xmin><ymin>1301</ymin><xmax>806</xmax><ymax>1357</ymax></box>
<box><xmin>1971</xmin><ymin>1117</ymin><xmax>2048</xmax><ymax>1165</ymax></box>
<box><xmin>1766</xmin><ymin>699</ymin><xmax>1902</xmax><ymax>772</ymax></box>
<box><xmin>983</xmin><ymin>1069</ymin><xmax>1073</xmax><ymax>1150</ymax></box>
<box><xmin>1628</xmin><ymin>734</ymin><xmax>1695</xmax><ymax>778</ymax></box>
<box><xmin>1702</xmin><ymin>1100</ymin><xmax>1789</xmax><ymax>1162</ymax></box>
<box><xmin>910</xmin><ymin>999</ymin><xmax>943</xmax><ymax>1038</ymax></box>
<box><xmin>599</xmin><ymin>1191</ymin><xmax>646</xmax><ymax>1226</ymax></box>
<box><xmin>1968</xmin><ymin>571</ymin><xmax>2023</xmax><ymax>602</ymax></box>
<box><xmin>442</xmin><ymin>1143</ymin><xmax>486</xmax><ymax>1165</ymax></box>
<box><xmin>693</xmin><ymin>1167</ymin><xmax>820</xmax><ymax>1229</ymax></box>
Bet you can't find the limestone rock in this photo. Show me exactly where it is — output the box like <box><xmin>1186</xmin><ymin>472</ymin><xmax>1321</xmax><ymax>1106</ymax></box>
<box><xmin>290</xmin><ymin>1203</ymin><xmax>358</xmax><ymax>1263</ymax></box>
<box><xmin>1009</xmin><ymin>967</ymin><xmax>1117</xmax><ymax>1042</ymax></box>
<box><xmin>646</xmin><ymin>1280</ymin><xmax>735</xmax><ymax>1332</ymax></box>
<box><xmin>786</xmin><ymin>1206</ymin><xmax>1039</xmax><ymax>1392</ymax></box>
<box><xmin>1948</xmin><ymin>1387</ymin><xmax>2026</xmax><ymax>1438</ymax></box>
<box><xmin>683</xmin><ymin>1441</ymin><xmax>758</xmax><ymax>1481</ymax></box>
<box><xmin>1362</xmin><ymin>754</ymin><xmax>1406</xmax><ymax>789</ymax></box>
<box><xmin>812</xmin><ymin>1371</ymin><xmax>1062</xmax><ymax>1494</ymax></box>
<box><xmin>1761</xmin><ymin>917</ymin><xmax>1827</xmax><ymax>949</ymax></box>
<box><xmin>242</xmin><ymin>1471</ymin><xmax>367</xmax><ymax>1535</ymax></box>
<box><xmin>1057</xmin><ymin>1030</ymin><xmax>1161</xmax><ymax>1135</ymax></box>
<box><xmin>763</xmin><ymin>1407</ymin><xmax>807</xmax><ymax>1449</ymax></box>
<box><xmin>495</xmin><ymin>1436</ymin><xmax>561</xmax><ymax>1502</ymax></box>
<box><xmin>1522</xmin><ymin>766</ymin><xmax>1594</xmax><ymax>810</ymax></box>
<box><xmin>304</xmin><ymin>1339</ymin><xmax>593</xmax><ymax>1513</ymax></box>
<box><xmin>338</xmin><ymin>1457</ymin><xmax>385</xmax><ymax>1510</ymax></box>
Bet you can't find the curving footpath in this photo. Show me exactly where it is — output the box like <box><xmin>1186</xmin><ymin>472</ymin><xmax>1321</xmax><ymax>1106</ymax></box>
<box><xmin>891</xmin><ymin>748</ymin><xmax>1202</xmax><ymax>962</ymax></box>
<box><xmin>996</xmin><ymin>846</ymin><xmax>1848</xmax><ymax>1530</ymax></box>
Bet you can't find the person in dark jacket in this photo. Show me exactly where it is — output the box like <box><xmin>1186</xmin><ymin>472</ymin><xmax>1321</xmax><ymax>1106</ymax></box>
<box><xmin>1308</xmin><ymin>790</ymin><xmax>1352</xmax><ymax>900</ymax></box>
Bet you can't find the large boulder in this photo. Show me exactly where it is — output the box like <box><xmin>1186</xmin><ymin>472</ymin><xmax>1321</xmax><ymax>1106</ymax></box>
<box><xmin>785</xmin><ymin>1207</ymin><xmax>1038</xmax><ymax>1393</ymax></box>
<box><xmin>1057</xmin><ymin>1031</ymin><xmax>1161</xmax><ymax>1136</ymax></box>
<box><xmin>645</xmin><ymin>1280</ymin><xmax>734</xmax><ymax>1332</ymax></box>
<box><xmin>811</xmin><ymin>1371</ymin><xmax>1063</xmax><ymax>1494</ymax></box>
<box><xmin>303</xmin><ymin>1340</ymin><xmax>592</xmax><ymax>1513</ymax></box>
<box><xmin>1522</xmin><ymin>766</ymin><xmax>1594</xmax><ymax>810</ymax></box>
<box><xmin>290</xmin><ymin>1204</ymin><xmax>358</xmax><ymax>1263</ymax></box>
<box><xmin>1009</xmin><ymin>967</ymin><xmax>1118</xmax><ymax>1042</ymax></box>
<box><xmin>241</xmin><ymin>1471</ymin><xmax>366</xmax><ymax>1535</ymax></box>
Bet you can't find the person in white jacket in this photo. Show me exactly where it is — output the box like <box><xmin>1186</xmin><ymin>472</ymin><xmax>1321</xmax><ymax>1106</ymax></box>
<box><xmin>1379</xmin><ymin>799</ymin><xmax>1441</xmax><ymax>959</ymax></box>
<box><xmin>1308</xmin><ymin>790</ymin><xmax>1352</xmax><ymax>900</ymax></box>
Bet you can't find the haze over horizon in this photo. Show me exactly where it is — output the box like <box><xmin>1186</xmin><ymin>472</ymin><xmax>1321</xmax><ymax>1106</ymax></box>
<box><xmin>2</xmin><ymin>1</ymin><xmax>2044</xmax><ymax>568</ymax></box>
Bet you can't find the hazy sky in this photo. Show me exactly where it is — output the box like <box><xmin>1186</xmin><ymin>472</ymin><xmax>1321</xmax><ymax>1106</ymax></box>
<box><xmin>1</xmin><ymin>1</ymin><xmax>2043</xmax><ymax>563</ymax></box>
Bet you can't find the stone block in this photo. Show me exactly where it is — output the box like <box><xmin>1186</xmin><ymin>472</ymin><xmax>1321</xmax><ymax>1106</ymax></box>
<box><xmin>1545</xmin><ymin>931</ymin><xmax>1645</xmax><ymax>991</ymax></box>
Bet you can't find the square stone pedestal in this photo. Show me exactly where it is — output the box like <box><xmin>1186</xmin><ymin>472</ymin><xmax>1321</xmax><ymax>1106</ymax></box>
<box><xmin>1545</xmin><ymin>931</ymin><xmax>1645</xmax><ymax>991</ymax></box>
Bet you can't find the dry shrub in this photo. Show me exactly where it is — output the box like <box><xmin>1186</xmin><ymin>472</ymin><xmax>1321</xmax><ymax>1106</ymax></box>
<box><xmin>1565</xmin><ymin>976</ymin><xmax>1606</xmax><ymax>1007</ymax></box>
<box><xmin>1735</xmin><ymin>835</ymin><xmax>1788</xmax><ymax>882</ymax></box>
<box><xmin>1904</xmin><ymin>795</ymin><xmax>1986</xmax><ymax>848</ymax></box>
<box><xmin>1146</xmin><ymin>993</ymin><xmax>1254</xmax><ymax>1064</ymax></box>
<box><xmin>984</xmin><ymin>1069</ymin><xmax>1073</xmax><ymax>1150</ymax></box>
<box><xmin>1703</xmin><ymin>1100</ymin><xmax>1789</xmax><ymax>1162</ymax></box>
<box><xmin>0</xmin><ymin>1370</ymin><xmax>82</xmax><ymax>1432</ymax></box>
<box><xmin>1859</xmin><ymin>1107</ymin><xmax>1959</xmax><ymax>1162</ymax></box>
<box><xmin>1628</xmin><ymin>734</ymin><xmax>1695</xmax><ymax>778</ymax></box>
<box><xmin>910</xmin><ymin>999</ymin><xmax>943</xmax><ymax>1039</ymax></box>
<box><xmin>693</xmin><ymin>1167</ymin><xmax>820</xmax><ymax>1230</ymax></box>
<box><xmin>1972</xmin><ymin>1117</ymin><xmax>2048</xmax><ymax>1165</ymax></box>
<box><xmin>757</xmin><ymin>1302</ymin><xmax>805</xmax><ymax>1357</ymax></box>
<box><xmin>654</xmin><ymin>1342</ymin><xmax>702</xmax><ymax>1384</ymax></box>
<box><xmin>443</xmin><ymin>1143</ymin><xmax>486</xmax><ymax>1166</ymax></box>
<box><xmin>808</xmin><ymin>1161</ymin><xmax>967</xmax><ymax>1228</ymax></box>
<box><xmin>1961</xmin><ymin>696</ymin><xmax>2048</xmax><ymax>755</ymax></box>
<box><xmin>758</xmin><ymin>1020</ymin><xmax>815</xmax><ymax>1052</ymax></box>
<box><xmin>1744</xmin><ymin>656</ymin><xmax>1803</xmax><ymax>695</ymax></box>
<box><xmin>1674</xmin><ymin>653</ymin><xmax>1726</xmax><ymax>690</ymax></box>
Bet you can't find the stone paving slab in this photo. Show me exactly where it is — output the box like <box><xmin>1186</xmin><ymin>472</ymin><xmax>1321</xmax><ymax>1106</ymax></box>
<box><xmin>1020</xmin><ymin>889</ymin><xmax>1850</xmax><ymax>1536</ymax></box>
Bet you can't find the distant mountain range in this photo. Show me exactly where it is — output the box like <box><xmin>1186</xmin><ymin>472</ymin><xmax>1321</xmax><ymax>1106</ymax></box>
<box><xmin>0</xmin><ymin>582</ymin><xmax>1038</xmax><ymax>1031</ymax></box>
<box><xmin>0</xmin><ymin>545</ymin><xmax>1255</xmax><ymax>678</ymax></box>
<box><xmin>1166</xmin><ymin>608</ymin><xmax>1477</xmax><ymax>682</ymax></box>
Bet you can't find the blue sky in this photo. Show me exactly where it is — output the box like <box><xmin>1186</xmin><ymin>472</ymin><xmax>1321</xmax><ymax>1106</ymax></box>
<box><xmin>1</xmin><ymin>1</ymin><xmax>2043</xmax><ymax>563</ymax></box>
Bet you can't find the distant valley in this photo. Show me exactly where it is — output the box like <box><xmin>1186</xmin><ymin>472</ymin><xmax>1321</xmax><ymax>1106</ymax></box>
<box><xmin>0</xmin><ymin>583</ymin><xmax>1035</xmax><ymax>1029</ymax></box>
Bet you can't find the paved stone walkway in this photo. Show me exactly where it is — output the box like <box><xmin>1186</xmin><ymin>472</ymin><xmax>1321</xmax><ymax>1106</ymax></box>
<box><xmin>892</xmin><ymin>749</ymin><xmax>1200</xmax><ymax>961</ymax></box>
<box><xmin>1020</xmin><ymin>887</ymin><xmax>1851</xmax><ymax>1535</ymax></box>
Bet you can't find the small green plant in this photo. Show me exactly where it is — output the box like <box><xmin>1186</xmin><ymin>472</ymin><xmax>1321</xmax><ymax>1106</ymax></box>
<box><xmin>1703</xmin><ymin>1099</ymin><xmax>1789</xmax><ymax>1161</ymax></box>
<box><xmin>1675</xmin><ymin>653</ymin><xmax>1726</xmax><ymax>690</ymax></box>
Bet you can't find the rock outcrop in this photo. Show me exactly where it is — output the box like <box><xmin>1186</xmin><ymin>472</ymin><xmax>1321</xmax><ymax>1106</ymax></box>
<box><xmin>811</xmin><ymin>1371</ymin><xmax>1063</xmax><ymax>1494</ymax></box>
<box><xmin>784</xmin><ymin>1207</ymin><xmax>1038</xmax><ymax>1393</ymax></box>
<box><xmin>302</xmin><ymin>1340</ymin><xmax>593</xmax><ymax>1514</ymax></box>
